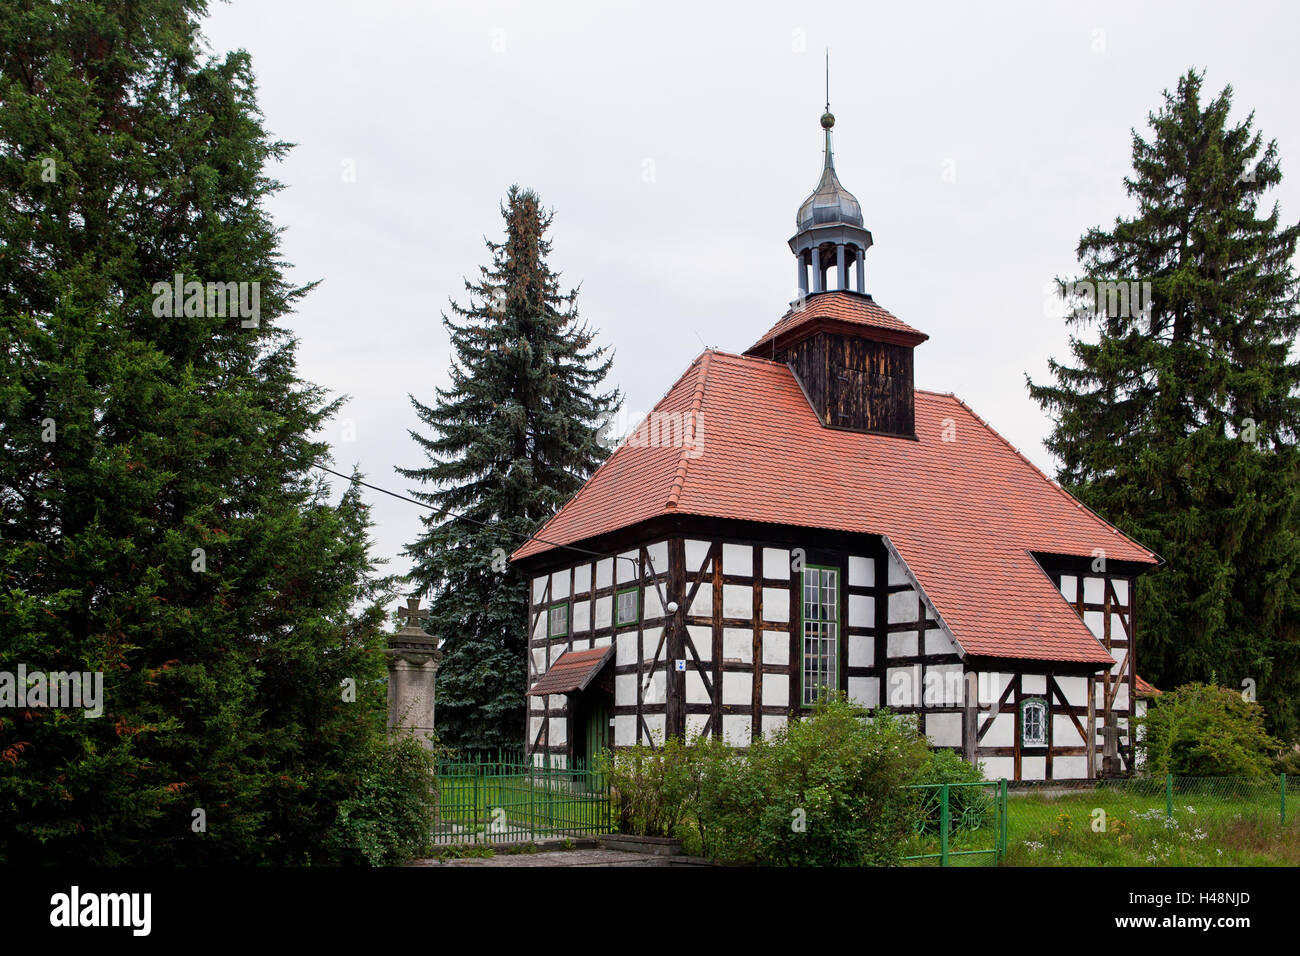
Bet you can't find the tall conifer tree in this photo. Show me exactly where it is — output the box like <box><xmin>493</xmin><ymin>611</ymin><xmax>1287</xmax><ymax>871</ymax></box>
<box><xmin>0</xmin><ymin>1</ymin><xmax>411</xmax><ymax>863</ymax></box>
<box><xmin>400</xmin><ymin>186</ymin><xmax>620</xmax><ymax>749</ymax></box>
<box><xmin>1029</xmin><ymin>70</ymin><xmax>1300</xmax><ymax>741</ymax></box>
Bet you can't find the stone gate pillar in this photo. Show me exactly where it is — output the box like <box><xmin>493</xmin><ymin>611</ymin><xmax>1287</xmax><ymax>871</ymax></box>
<box><xmin>386</xmin><ymin>596</ymin><xmax>442</xmax><ymax>749</ymax></box>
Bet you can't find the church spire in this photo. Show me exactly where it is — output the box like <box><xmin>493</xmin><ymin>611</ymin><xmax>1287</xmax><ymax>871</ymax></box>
<box><xmin>790</xmin><ymin>77</ymin><xmax>873</xmax><ymax>299</ymax></box>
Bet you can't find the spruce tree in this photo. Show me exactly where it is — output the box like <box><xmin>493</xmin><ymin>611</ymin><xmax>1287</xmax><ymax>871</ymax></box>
<box><xmin>399</xmin><ymin>186</ymin><xmax>621</xmax><ymax>749</ymax></box>
<box><xmin>0</xmin><ymin>1</ymin><xmax>408</xmax><ymax>863</ymax></box>
<box><xmin>1029</xmin><ymin>70</ymin><xmax>1300</xmax><ymax>742</ymax></box>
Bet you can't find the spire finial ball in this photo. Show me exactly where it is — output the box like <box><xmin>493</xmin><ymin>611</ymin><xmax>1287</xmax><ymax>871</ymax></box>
<box><xmin>821</xmin><ymin>110</ymin><xmax>835</xmax><ymax>130</ymax></box>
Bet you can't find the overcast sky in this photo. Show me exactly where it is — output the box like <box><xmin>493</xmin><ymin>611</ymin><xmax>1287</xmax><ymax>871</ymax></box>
<box><xmin>201</xmin><ymin>0</ymin><xmax>1300</xmax><ymax>584</ymax></box>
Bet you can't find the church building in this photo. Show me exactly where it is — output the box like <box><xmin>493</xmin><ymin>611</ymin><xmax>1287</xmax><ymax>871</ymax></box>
<box><xmin>510</xmin><ymin>107</ymin><xmax>1161</xmax><ymax>782</ymax></box>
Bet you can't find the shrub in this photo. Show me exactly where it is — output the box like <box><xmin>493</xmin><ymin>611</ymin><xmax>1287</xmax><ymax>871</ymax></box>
<box><xmin>1137</xmin><ymin>683</ymin><xmax>1280</xmax><ymax>777</ymax></box>
<box><xmin>321</xmin><ymin>735</ymin><xmax>438</xmax><ymax>866</ymax></box>
<box><xmin>597</xmin><ymin>735</ymin><xmax>697</xmax><ymax>838</ymax></box>
<box><xmin>911</xmin><ymin>748</ymin><xmax>992</xmax><ymax>834</ymax></box>
<box><xmin>697</xmin><ymin>697</ymin><xmax>931</xmax><ymax>866</ymax></box>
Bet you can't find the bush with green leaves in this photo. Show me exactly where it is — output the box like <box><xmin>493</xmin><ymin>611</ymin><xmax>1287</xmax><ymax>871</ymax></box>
<box><xmin>597</xmin><ymin>735</ymin><xmax>698</xmax><ymax>838</ymax></box>
<box><xmin>321</xmin><ymin>735</ymin><xmax>438</xmax><ymax>866</ymax></box>
<box><xmin>911</xmin><ymin>748</ymin><xmax>991</xmax><ymax>834</ymax></box>
<box><xmin>697</xmin><ymin>698</ymin><xmax>931</xmax><ymax>866</ymax></box>
<box><xmin>1137</xmin><ymin>683</ymin><xmax>1281</xmax><ymax>777</ymax></box>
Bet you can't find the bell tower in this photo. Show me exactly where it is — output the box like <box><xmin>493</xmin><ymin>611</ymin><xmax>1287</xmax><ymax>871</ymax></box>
<box><xmin>790</xmin><ymin>104</ymin><xmax>873</xmax><ymax>297</ymax></box>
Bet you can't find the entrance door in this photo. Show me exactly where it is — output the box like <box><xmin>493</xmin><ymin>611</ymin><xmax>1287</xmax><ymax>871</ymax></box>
<box><xmin>574</xmin><ymin>691</ymin><xmax>612</xmax><ymax>774</ymax></box>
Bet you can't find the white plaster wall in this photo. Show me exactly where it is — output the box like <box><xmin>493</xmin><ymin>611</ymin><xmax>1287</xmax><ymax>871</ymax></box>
<box><xmin>763</xmin><ymin>673</ymin><xmax>789</xmax><ymax>707</ymax></box>
<box><xmin>595</xmin><ymin>558</ymin><xmax>613</xmax><ymax>590</ymax></box>
<box><xmin>847</xmin><ymin>634</ymin><xmax>873</xmax><ymax>668</ymax></box>
<box><xmin>886</xmin><ymin>665</ymin><xmax>921</xmax><ymax>707</ymax></box>
<box><xmin>1058</xmin><ymin>574</ymin><xmax>1077</xmax><ymax>600</ymax></box>
<box><xmin>887</xmin><ymin>553</ymin><xmax>910</xmax><ymax>586</ymax></box>
<box><xmin>1054</xmin><ymin>756</ymin><xmax>1088</xmax><ymax>779</ymax></box>
<box><xmin>924</xmin><ymin>626</ymin><xmax>959</xmax><ymax>656</ymax></box>
<box><xmin>593</xmin><ymin>634</ymin><xmax>611</xmax><ymax>648</ymax></box>
<box><xmin>1053</xmin><ymin>714</ymin><xmax>1084</xmax><ymax>746</ymax></box>
<box><xmin>550</xmin><ymin>719</ymin><xmax>568</xmax><ymax>746</ymax></box>
<box><xmin>981</xmin><ymin>712</ymin><xmax>1014</xmax><ymax>747</ymax></box>
<box><xmin>1083</xmin><ymin>576</ymin><xmax>1104</xmax><ymax>604</ymax></box>
<box><xmin>615</xmin><ymin>673</ymin><xmax>636</xmax><ymax>705</ymax></box>
<box><xmin>551</xmin><ymin>570</ymin><xmax>570</xmax><ymax>600</ymax></box>
<box><xmin>723</xmin><ymin>543</ymin><xmax>753</xmax><ymax>577</ymax></box>
<box><xmin>722</xmin><ymin>628</ymin><xmax>752</xmax><ymax>663</ymax></box>
<box><xmin>571</xmin><ymin>638</ymin><xmax>590</xmax><ymax>652</ymax></box>
<box><xmin>925</xmin><ymin>712</ymin><xmax>962</xmax><ymax>748</ymax></box>
<box><xmin>643</xmin><ymin>713</ymin><xmax>665</xmax><ymax>742</ymax></box>
<box><xmin>848</xmin><ymin>676</ymin><xmax>880</xmax><ymax>708</ymax></box>
<box><xmin>614</xmin><ymin>714</ymin><xmax>636</xmax><ymax>746</ymax></box>
<box><xmin>1057</xmin><ymin>676</ymin><xmax>1088</xmax><ymax>706</ymax></box>
<box><xmin>531</xmin><ymin>648</ymin><xmax>545</xmax><ymax>675</ymax></box>
<box><xmin>848</xmin><ymin>594</ymin><xmax>874</xmax><ymax>627</ymax></box>
<box><xmin>1084</xmin><ymin>610</ymin><xmax>1105</xmax><ymax>638</ymax></box>
<box><xmin>924</xmin><ymin>664</ymin><xmax>964</xmax><ymax>706</ymax></box>
<box><xmin>762</xmin><ymin>632</ymin><xmax>788</xmax><ymax>665</ymax></box>
<box><xmin>685</xmin><ymin>713</ymin><xmax>710</xmax><ymax>740</ymax></box>
<box><xmin>1022</xmin><ymin>674</ymin><xmax>1047</xmax><ymax>695</ymax></box>
<box><xmin>980</xmin><ymin>756</ymin><xmax>1014</xmax><ymax>780</ymax></box>
<box><xmin>762</xmin><ymin>547</ymin><xmax>790</xmax><ymax>580</ymax></box>
<box><xmin>722</xmin><ymin>715</ymin><xmax>750</xmax><ymax>746</ymax></box>
<box><xmin>1112</xmin><ymin>578</ymin><xmax>1129</xmax><ymax>604</ymax></box>
<box><xmin>762</xmin><ymin>587</ymin><xmax>790</xmax><ymax>622</ymax></box>
<box><xmin>723</xmin><ymin>584</ymin><xmax>752</xmax><ymax>619</ymax></box>
<box><xmin>616</xmin><ymin>550</ymin><xmax>638</xmax><ymax>584</ymax></box>
<box><xmin>686</xmin><ymin>670</ymin><xmax>710</xmax><ymax>704</ymax></box>
<box><xmin>849</xmin><ymin>554</ymin><xmax>874</xmax><ymax>587</ymax></box>
<box><xmin>685</xmin><ymin>539</ymin><xmax>711</xmax><ymax>573</ymax></box>
<box><xmin>1020</xmin><ymin>756</ymin><xmax>1046</xmax><ymax>781</ymax></box>
<box><xmin>645</xmin><ymin>540</ymin><xmax>668</xmax><ymax>575</ymax></box>
<box><xmin>532</xmin><ymin>576</ymin><xmax>548</xmax><ymax>603</ymax></box>
<box><xmin>887</xmin><ymin>633</ymin><xmax>918</xmax><ymax>658</ymax></box>
<box><xmin>722</xmin><ymin>672</ymin><xmax>752</xmax><ymax>706</ymax></box>
<box><xmin>978</xmin><ymin>671</ymin><xmax>1012</xmax><ymax>706</ymax></box>
<box><xmin>689</xmin><ymin>582</ymin><xmax>712</xmax><ymax>617</ymax></box>
<box><xmin>532</xmin><ymin>612</ymin><xmax>547</xmax><ymax>640</ymax></box>
<box><xmin>888</xmin><ymin>591</ymin><xmax>918</xmax><ymax>622</ymax></box>
<box><xmin>684</xmin><ymin>625</ymin><xmax>709</xmax><ymax>661</ymax></box>
<box><xmin>572</xmin><ymin>599</ymin><xmax>591</xmax><ymax>633</ymax></box>
<box><xmin>645</xmin><ymin>671</ymin><xmax>666</xmax><ymax>705</ymax></box>
<box><xmin>761</xmin><ymin>714</ymin><xmax>787</xmax><ymax>738</ymax></box>
<box><xmin>573</xmin><ymin>563</ymin><xmax>591</xmax><ymax>594</ymax></box>
<box><xmin>615</xmin><ymin>632</ymin><xmax>637</xmax><ymax>666</ymax></box>
<box><xmin>594</xmin><ymin>595</ymin><xmax>612</xmax><ymax>629</ymax></box>
<box><xmin>643</xmin><ymin>585</ymin><xmax>665</xmax><ymax>620</ymax></box>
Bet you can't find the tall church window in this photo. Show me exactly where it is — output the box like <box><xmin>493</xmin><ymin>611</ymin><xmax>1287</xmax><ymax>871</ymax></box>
<box><xmin>801</xmin><ymin>566</ymin><xmax>839</xmax><ymax>706</ymax></box>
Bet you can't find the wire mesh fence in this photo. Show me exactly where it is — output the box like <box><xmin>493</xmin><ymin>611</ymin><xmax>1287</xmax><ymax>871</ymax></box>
<box><xmin>903</xmin><ymin>775</ymin><xmax>1291</xmax><ymax>867</ymax></box>
<box><xmin>999</xmin><ymin>774</ymin><xmax>1292</xmax><ymax>866</ymax></box>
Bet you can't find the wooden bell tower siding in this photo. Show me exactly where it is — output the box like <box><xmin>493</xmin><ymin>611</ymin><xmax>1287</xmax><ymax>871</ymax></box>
<box><xmin>510</xmin><ymin>109</ymin><xmax>1161</xmax><ymax>781</ymax></box>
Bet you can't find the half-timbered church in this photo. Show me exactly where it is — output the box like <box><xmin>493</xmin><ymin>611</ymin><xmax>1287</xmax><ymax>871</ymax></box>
<box><xmin>511</xmin><ymin>106</ymin><xmax>1161</xmax><ymax>782</ymax></box>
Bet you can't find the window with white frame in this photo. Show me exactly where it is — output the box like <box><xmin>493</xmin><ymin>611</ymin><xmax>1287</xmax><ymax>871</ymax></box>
<box><xmin>615</xmin><ymin>587</ymin><xmax>639</xmax><ymax>626</ymax></box>
<box><xmin>801</xmin><ymin>566</ymin><xmax>839</xmax><ymax>706</ymax></box>
<box><xmin>1021</xmin><ymin>697</ymin><xmax>1047</xmax><ymax>747</ymax></box>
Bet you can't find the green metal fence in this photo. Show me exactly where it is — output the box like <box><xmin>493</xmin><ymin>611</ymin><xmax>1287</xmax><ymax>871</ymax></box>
<box><xmin>433</xmin><ymin>756</ymin><xmax>612</xmax><ymax>846</ymax></box>
<box><xmin>904</xmin><ymin>774</ymin><xmax>1291</xmax><ymax>867</ymax></box>
<box><xmin>901</xmin><ymin>780</ymin><xmax>1008</xmax><ymax>866</ymax></box>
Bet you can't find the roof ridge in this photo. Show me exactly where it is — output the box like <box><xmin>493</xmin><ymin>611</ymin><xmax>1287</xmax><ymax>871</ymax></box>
<box><xmin>666</xmin><ymin>349</ymin><xmax>713</xmax><ymax>510</ymax></box>
<box><xmin>948</xmin><ymin>394</ymin><xmax>1160</xmax><ymax>564</ymax></box>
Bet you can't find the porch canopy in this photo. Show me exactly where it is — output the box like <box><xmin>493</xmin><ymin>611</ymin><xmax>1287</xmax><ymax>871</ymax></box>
<box><xmin>527</xmin><ymin>645</ymin><xmax>614</xmax><ymax>697</ymax></box>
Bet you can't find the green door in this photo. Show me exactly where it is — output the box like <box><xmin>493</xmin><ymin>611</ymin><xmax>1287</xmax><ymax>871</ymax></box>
<box><xmin>579</xmin><ymin>694</ymin><xmax>611</xmax><ymax>777</ymax></box>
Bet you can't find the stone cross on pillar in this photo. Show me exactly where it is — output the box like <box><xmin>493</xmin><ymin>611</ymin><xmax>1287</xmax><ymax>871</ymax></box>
<box><xmin>385</xmin><ymin>595</ymin><xmax>442</xmax><ymax>750</ymax></box>
<box><xmin>1100</xmin><ymin>711</ymin><xmax>1122</xmax><ymax>776</ymax></box>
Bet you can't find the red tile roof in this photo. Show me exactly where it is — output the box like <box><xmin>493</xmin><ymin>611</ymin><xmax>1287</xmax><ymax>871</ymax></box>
<box><xmin>746</xmin><ymin>291</ymin><xmax>928</xmax><ymax>356</ymax></box>
<box><xmin>526</xmin><ymin>646</ymin><xmax>614</xmax><ymax>696</ymax></box>
<box><xmin>512</xmin><ymin>350</ymin><xmax>1158</xmax><ymax>666</ymax></box>
<box><xmin>1134</xmin><ymin>674</ymin><xmax>1161</xmax><ymax>698</ymax></box>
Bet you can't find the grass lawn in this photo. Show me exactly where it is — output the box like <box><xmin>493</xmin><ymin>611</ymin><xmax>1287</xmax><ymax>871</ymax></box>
<box><xmin>901</xmin><ymin>779</ymin><xmax>1298</xmax><ymax>866</ymax></box>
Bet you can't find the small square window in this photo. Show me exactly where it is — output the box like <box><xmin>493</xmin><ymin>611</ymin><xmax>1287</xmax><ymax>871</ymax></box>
<box><xmin>548</xmin><ymin>603</ymin><xmax>569</xmax><ymax>638</ymax></box>
<box><xmin>615</xmin><ymin>588</ymin><xmax>640</xmax><ymax>626</ymax></box>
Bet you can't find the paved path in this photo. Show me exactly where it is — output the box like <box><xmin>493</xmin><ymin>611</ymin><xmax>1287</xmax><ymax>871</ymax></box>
<box><xmin>412</xmin><ymin>848</ymin><xmax>705</xmax><ymax>867</ymax></box>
